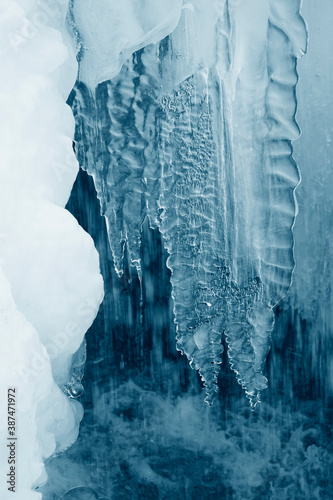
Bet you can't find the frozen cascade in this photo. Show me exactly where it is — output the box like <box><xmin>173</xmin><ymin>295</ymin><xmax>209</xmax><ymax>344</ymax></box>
<box><xmin>22</xmin><ymin>1</ymin><xmax>331</xmax><ymax>497</ymax></box>
<box><xmin>220</xmin><ymin>0</ymin><xmax>307</xmax><ymax>404</ymax></box>
<box><xmin>69</xmin><ymin>0</ymin><xmax>307</xmax><ymax>406</ymax></box>
<box><xmin>0</xmin><ymin>0</ymin><xmax>103</xmax><ymax>497</ymax></box>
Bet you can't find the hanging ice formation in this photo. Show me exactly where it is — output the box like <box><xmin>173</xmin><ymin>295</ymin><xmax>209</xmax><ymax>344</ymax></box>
<box><xmin>69</xmin><ymin>0</ymin><xmax>307</xmax><ymax>407</ymax></box>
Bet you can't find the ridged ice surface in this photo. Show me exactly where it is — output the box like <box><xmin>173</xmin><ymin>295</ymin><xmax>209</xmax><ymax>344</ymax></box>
<box><xmin>69</xmin><ymin>0</ymin><xmax>307</xmax><ymax>406</ymax></box>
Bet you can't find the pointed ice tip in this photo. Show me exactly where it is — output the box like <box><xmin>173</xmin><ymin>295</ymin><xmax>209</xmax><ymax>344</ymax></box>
<box><xmin>204</xmin><ymin>393</ymin><xmax>215</xmax><ymax>406</ymax></box>
<box><xmin>247</xmin><ymin>391</ymin><xmax>262</xmax><ymax>411</ymax></box>
<box><xmin>115</xmin><ymin>267</ymin><xmax>123</xmax><ymax>279</ymax></box>
<box><xmin>203</xmin><ymin>383</ymin><xmax>219</xmax><ymax>406</ymax></box>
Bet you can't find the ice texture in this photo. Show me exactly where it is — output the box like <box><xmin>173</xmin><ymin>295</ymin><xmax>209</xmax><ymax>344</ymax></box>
<box><xmin>39</xmin><ymin>1</ymin><xmax>332</xmax><ymax>497</ymax></box>
<box><xmin>70</xmin><ymin>0</ymin><xmax>306</xmax><ymax>406</ymax></box>
<box><xmin>72</xmin><ymin>0</ymin><xmax>183</xmax><ymax>89</ymax></box>
<box><xmin>0</xmin><ymin>1</ymin><xmax>103</xmax><ymax>497</ymax></box>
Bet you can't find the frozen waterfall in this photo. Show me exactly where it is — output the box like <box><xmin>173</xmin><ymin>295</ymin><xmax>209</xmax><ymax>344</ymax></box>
<box><xmin>69</xmin><ymin>0</ymin><xmax>307</xmax><ymax>406</ymax></box>
<box><xmin>1</xmin><ymin>0</ymin><xmax>332</xmax><ymax>499</ymax></box>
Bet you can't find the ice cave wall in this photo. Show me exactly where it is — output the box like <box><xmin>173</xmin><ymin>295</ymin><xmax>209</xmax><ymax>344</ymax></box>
<box><xmin>0</xmin><ymin>1</ymin><xmax>103</xmax><ymax>497</ymax></box>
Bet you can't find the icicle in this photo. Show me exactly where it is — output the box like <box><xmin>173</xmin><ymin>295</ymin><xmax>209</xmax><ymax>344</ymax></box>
<box><xmin>69</xmin><ymin>0</ymin><xmax>307</xmax><ymax>406</ymax></box>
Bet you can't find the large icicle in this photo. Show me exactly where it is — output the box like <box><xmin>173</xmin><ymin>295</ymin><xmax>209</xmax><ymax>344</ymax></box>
<box><xmin>68</xmin><ymin>64</ymin><xmax>152</xmax><ymax>277</ymax></box>
<box><xmin>69</xmin><ymin>0</ymin><xmax>306</xmax><ymax>406</ymax></box>
<box><xmin>69</xmin><ymin>0</ymin><xmax>185</xmax><ymax>275</ymax></box>
<box><xmin>222</xmin><ymin>0</ymin><xmax>307</xmax><ymax>405</ymax></box>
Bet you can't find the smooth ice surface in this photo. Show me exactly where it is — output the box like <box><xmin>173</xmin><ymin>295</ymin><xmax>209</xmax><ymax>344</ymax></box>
<box><xmin>292</xmin><ymin>0</ymin><xmax>333</xmax><ymax>398</ymax></box>
<box><xmin>0</xmin><ymin>269</ymin><xmax>83</xmax><ymax>499</ymax></box>
<box><xmin>72</xmin><ymin>0</ymin><xmax>183</xmax><ymax>88</ymax></box>
<box><xmin>0</xmin><ymin>1</ymin><xmax>103</xmax><ymax>497</ymax></box>
<box><xmin>70</xmin><ymin>0</ymin><xmax>307</xmax><ymax>405</ymax></box>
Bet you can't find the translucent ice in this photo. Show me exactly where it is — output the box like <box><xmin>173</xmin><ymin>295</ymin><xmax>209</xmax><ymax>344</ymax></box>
<box><xmin>72</xmin><ymin>0</ymin><xmax>183</xmax><ymax>89</ymax></box>
<box><xmin>70</xmin><ymin>0</ymin><xmax>306</xmax><ymax>406</ymax></box>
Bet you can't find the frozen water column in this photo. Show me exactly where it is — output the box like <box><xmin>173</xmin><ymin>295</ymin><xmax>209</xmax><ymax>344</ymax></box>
<box><xmin>144</xmin><ymin>0</ymin><xmax>307</xmax><ymax>406</ymax></box>
<box><xmin>0</xmin><ymin>1</ymin><xmax>103</xmax><ymax>498</ymax></box>
<box><xmin>220</xmin><ymin>0</ymin><xmax>307</xmax><ymax>405</ymax></box>
<box><xmin>69</xmin><ymin>0</ymin><xmax>307</xmax><ymax>405</ymax></box>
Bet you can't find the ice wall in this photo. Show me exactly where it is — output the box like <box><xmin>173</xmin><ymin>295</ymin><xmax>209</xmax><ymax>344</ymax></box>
<box><xmin>70</xmin><ymin>0</ymin><xmax>307</xmax><ymax>406</ymax></box>
<box><xmin>0</xmin><ymin>1</ymin><xmax>103</xmax><ymax>497</ymax></box>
